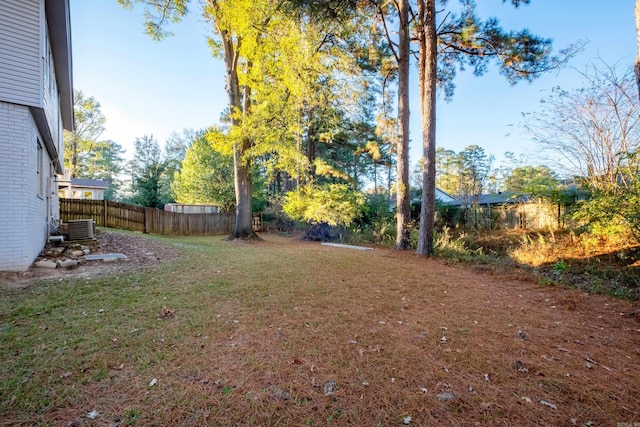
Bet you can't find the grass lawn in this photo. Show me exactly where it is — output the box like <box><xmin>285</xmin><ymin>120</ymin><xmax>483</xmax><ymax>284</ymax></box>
<box><xmin>1</xmin><ymin>231</ymin><xmax>639</xmax><ymax>426</ymax></box>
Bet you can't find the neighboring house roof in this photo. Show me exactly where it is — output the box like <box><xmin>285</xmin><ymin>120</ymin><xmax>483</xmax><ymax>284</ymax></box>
<box><xmin>58</xmin><ymin>170</ymin><xmax>109</xmax><ymax>190</ymax></box>
<box><xmin>69</xmin><ymin>178</ymin><xmax>109</xmax><ymax>189</ymax></box>
<box><xmin>405</xmin><ymin>189</ymin><xmax>537</xmax><ymax>208</ymax></box>
<box><xmin>475</xmin><ymin>193</ymin><xmax>531</xmax><ymax>205</ymax></box>
<box><xmin>397</xmin><ymin>187</ymin><xmax>463</xmax><ymax>207</ymax></box>
<box><xmin>438</xmin><ymin>192</ymin><xmax>533</xmax><ymax>207</ymax></box>
<box><xmin>435</xmin><ymin>188</ymin><xmax>461</xmax><ymax>206</ymax></box>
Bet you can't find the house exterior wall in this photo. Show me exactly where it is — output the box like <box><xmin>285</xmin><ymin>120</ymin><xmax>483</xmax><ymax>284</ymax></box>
<box><xmin>0</xmin><ymin>0</ymin><xmax>42</xmax><ymax>108</ymax></box>
<box><xmin>0</xmin><ymin>101</ymin><xmax>50</xmax><ymax>270</ymax></box>
<box><xmin>0</xmin><ymin>0</ymin><xmax>72</xmax><ymax>271</ymax></box>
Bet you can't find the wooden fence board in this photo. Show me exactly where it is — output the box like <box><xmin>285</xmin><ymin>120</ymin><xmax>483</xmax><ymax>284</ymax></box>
<box><xmin>60</xmin><ymin>199</ymin><xmax>234</xmax><ymax>236</ymax></box>
<box><xmin>62</xmin><ymin>198</ymin><xmax>569</xmax><ymax>236</ymax></box>
<box><xmin>144</xmin><ymin>208</ymin><xmax>236</xmax><ymax>235</ymax></box>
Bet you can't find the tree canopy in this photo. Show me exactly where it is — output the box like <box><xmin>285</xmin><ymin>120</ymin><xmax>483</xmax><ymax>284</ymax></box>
<box><xmin>115</xmin><ymin>0</ymin><xmax>579</xmax><ymax>249</ymax></box>
<box><xmin>172</xmin><ymin>130</ymin><xmax>236</xmax><ymax>211</ymax></box>
<box><xmin>128</xmin><ymin>135</ymin><xmax>171</xmax><ymax>208</ymax></box>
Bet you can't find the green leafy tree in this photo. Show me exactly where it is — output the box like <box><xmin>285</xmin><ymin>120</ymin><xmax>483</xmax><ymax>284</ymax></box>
<box><xmin>171</xmin><ymin>131</ymin><xmax>236</xmax><ymax>212</ymax></box>
<box><xmin>435</xmin><ymin>147</ymin><xmax>461</xmax><ymax>196</ymax></box>
<box><xmin>64</xmin><ymin>89</ymin><xmax>107</xmax><ymax>177</ymax></box>
<box><xmin>457</xmin><ymin>145</ymin><xmax>494</xmax><ymax>205</ymax></box>
<box><xmin>164</xmin><ymin>128</ymin><xmax>197</xmax><ymax>175</ymax></box>
<box><xmin>503</xmin><ymin>165</ymin><xmax>559</xmax><ymax>197</ymax></box>
<box><xmin>308</xmin><ymin>101</ymin><xmax>387</xmax><ymax>192</ymax></box>
<box><xmin>575</xmin><ymin>162</ymin><xmax>640</xmax><ymax>243</ymax></box>
<box><xmin>118</xmin><ymin>0</ymin><xmax>364</xmax><ymax>239</ymax></box>
<box><xmin>283</xmin><ymin>183</ymin><xmax>367</xmax><ymax>227</ymax></box>
<box><xmin>117</xmin><ymin>0</ymin><xmax>265</xmax><ymax>237</ymax></box>
<box><xmin>63</xmin><ymin>90</ymin><xmax>124</xmax><ymax>199</ymax></box>
<box><xmin>488</xmin><ymin>151</ymin><xmax>526</xmax><ymax>193</ymax></box>
<box><xmin>159</xmin><ymin>128</ymin><xmax>199</xmax><ymax>206</ymax></box>
<box><xmin>292</xmin><ymin>0</ymin><xmax>412</xmax><ymax>248</ymax></box>
<box><xmin>83</xmin><ymin>139</ymin><xmax>125</xmax><ymax>200</ymax></box>
<box><xmin>129</xmin><ymin>135</ymin><xmax>170</xmax><ymax>208</ymax></box>
<box><xmin>433</xmin><ymin>145</ymin><xmax>493</xmax><ymax>203</ymax></box>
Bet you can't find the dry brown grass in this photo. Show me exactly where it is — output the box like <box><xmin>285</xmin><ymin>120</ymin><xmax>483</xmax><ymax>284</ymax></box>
<box><xmin>460</xmin><ymin>229</ymin><xmax>640</xmax><ymax>299</ymax></box>
<box><xmin>1</xmin><ymin>231</ymin><xmax>639</xmax><ymax>426</ymax></box>
<box><xmin>463</xmin><ymin>228</ymin><xmax>637</xmax><ymax>266</ymax></box>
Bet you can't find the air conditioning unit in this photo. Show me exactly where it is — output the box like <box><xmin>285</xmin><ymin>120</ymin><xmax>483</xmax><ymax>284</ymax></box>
<box><xmin>67</xmin><ymin>219</ymin><xmax>95</xmax><ymax>240</ymax></box>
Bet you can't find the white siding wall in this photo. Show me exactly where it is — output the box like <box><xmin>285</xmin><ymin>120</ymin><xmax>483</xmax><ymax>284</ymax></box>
<box><xmin>43</xmin><ymin>22</ymin><xmax>62</xmax><ymax>154</ymax></box>
<box><xmin>0</xmin><ymin>0</ymin><xmax>42</xmax><ymax>107</ymax></box>
<box><xmin>0</xmin><ymin>101</ymin><xmax>48</xmax><ymax>270</ymax></box>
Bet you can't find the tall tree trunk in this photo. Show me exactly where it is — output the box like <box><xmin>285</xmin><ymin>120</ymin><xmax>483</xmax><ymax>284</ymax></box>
<box><xmin>635</xmin><ymin>0</ymin><xmax>640</xmax><ymax>102</ymax></box>
<box><xmin>230</xmin><ymin>138</ymin><xmax>255</xmax><ymax>239</ymax></box>
<box><xmin>395</xmin><ymin>0</ymin><xmax>412</xmax><ymax>250</ymax></box>
<box><xmin>416</xmin><ymin>0</ymin><xmax>437</xmax><ymax>256</ymax></box>
<box><xmin>218</xmin><ymin>23</ymin><xmax>258</xmax><ymax>239</ymax></box>
<box><xmin>307</xmin><ymin>129</ymin><xmax>317</xmax><ymax>180</ymax></box>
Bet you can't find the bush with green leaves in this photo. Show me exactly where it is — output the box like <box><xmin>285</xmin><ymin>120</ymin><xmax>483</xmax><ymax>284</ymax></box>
<box><xmin>282</xmin><ymin>184</ymin><xmax>367</xmax><ymax>227</ymax></box>
<box><xmin>348</xmin><ymin>193</ymin><xmax>396</xmax><ymax>246</ymax></box>
<box><xmin>573</xmin><ymin>173</ymin><xmax>640</xmax><ymax>244</ymax></box>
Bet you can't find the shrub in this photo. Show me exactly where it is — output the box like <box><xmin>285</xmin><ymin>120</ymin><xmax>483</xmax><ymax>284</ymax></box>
<box><xmin>282</xmin><ymin>184</ymin><xmax>367</xmax><ymax>241</ymax></box>
<box><xmin>573</xmin><ymin>172</ymin><xmax>640</xmax><ymax>244</ymax></box>
<box><xmin>347</xmin><ymin>194</ymin><xmax>396</xmax><ymax>246</ymax></box>
<box><xmin>282</xmin><ymin>184</ymin><xmax>367</xmax><ymax>227</ymax></box>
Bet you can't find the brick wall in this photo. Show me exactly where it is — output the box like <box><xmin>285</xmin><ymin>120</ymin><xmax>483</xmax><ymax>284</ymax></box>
<box><xmin>0</xmin><ymin>101</ymin><xmax>48</xmax><ymax>270</ymax></box>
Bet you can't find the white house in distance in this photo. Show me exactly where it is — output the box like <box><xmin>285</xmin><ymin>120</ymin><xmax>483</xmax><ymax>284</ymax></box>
<box><xmin>435</xmin><ymin>188</ymin><xmax>460</xmax><ymax>206</ymax></box>
<box><xmin>57</xmin><ymin>169</ymin><xmax>109</xmax><ymax>200</ymax></box>
<box><xmin>0</xmin><ymin>0</ymin><xmax>74</xmax><ymax>270</ymax></box>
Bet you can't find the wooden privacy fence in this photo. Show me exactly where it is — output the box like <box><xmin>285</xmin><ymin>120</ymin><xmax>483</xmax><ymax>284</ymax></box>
<box><xmin>144</xmin><ymin>208</ymin><xmax>235</xmax><ymax>235</ymax></box>
<box><xmin>60</xmin><ymin>199</ymin><xmax>237</xmax><ymax>236</ymax></box>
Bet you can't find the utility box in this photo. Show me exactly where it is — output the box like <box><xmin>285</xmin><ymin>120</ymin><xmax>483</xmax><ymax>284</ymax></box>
<box><xmin>67</xmin><ymin>219</ymin><xmax>96</xmax><ymax>240</ymax></box>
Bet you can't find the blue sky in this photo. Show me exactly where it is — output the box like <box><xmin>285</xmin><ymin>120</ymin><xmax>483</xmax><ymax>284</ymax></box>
<box><xmin>70</xmin><ymin>0</ymin><xmax>637</xmax><ymax>171</ymax></box>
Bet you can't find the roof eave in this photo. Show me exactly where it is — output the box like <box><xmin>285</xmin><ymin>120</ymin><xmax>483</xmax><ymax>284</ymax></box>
<box><xmin>45</xmin><ymin>0</ymin><xmax>74</xmax><ymax>131</ymax></box>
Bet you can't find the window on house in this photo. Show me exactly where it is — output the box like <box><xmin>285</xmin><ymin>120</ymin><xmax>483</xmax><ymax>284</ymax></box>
<box><xmin>83</xmin><ymin>191</ymin><xmax>93</xmax><ymax>200</ymax></box>
<box><xmin>72</xmin><ymin>190</ymin><xmax>80</xmax><ymax>199</ymax></box>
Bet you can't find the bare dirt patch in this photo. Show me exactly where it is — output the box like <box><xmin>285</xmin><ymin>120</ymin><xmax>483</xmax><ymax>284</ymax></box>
<box><xmin>0</xmin><ymin>229</ymin><xmax>179</xmax><ymax>289</ymax></box>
